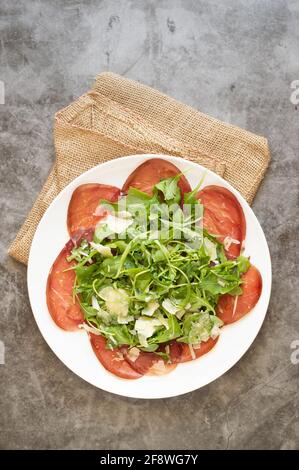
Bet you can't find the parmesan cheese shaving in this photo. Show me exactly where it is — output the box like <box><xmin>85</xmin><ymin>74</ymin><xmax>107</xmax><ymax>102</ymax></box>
<box><xmin>162</xmin><ymin>298</ymin><xmax>181</xmax><ymax>315</ymax></box>
<box><xmin>78</xmin><ymin>323</ymin><xmax>101</xmax><ymax>335</ymax></box>
<box><xmin>90</xmin><ymin>242</ymin><xmax>113</xmax><ymax>258</ymax></box>
<box><xmin>148</xmin><ymin>360</ymin><xmax>166</xmax><ymax>375</ymax></box>
<box><xmin>232</xmin><ymin>295</ymin><xmax>239</xmax><ymax>318</ymax></box>
<box><xmin>96</xmin><ymin>212</ymin><xmax>133</xmax><ymax>234</ymax></box>
<box><xmin>92</xmin><ymin>295</ymin><xmax>100</xmax><ymax>310</ymax></box>
<box><xmin>142</xmin><ymin>300</ymin><xmax>159</xmax><ymax>317</ymax></box>
<box><xmin>98</xmin><ymin>286</ymin><xmax>129</xmax><ymax>319</ymax></box>
<box><xmin>134</xmin><ymin>317</ymin><xmax>162</xmax><ymax>347</ymax></box>
<box><xmin>127</xmin><ymin>347</ymin><xmax>140</xmax><ymax>362</ymax></box>
<box><xmin>189</xmin><ymin>344</ymin><xmax>196</xmax><ymax>359</ymax></box>
<box><xmin>223</xmin><ymin>236</ymin><xmax>240</xmax><ymax>251</ymax></box>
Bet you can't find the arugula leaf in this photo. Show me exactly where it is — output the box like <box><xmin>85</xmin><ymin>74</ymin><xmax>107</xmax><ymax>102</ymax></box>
<box><xmin>140</xmin><ymin>343</ymin><xmax>159</xmax><ymax>352</ymax></box>
<box><xmin>183</xmin><ymin>172</ymin><xmax>206</xmax><ymax>204</ymax></box>
<box><xmin>101</xmin><ymin>324</ymin><xmax>136</xmax><ymax>348</ymax></box>
<box><xmin>126</xmin><ymin>187</ymin><xmax>158</xmax><ymax>210</ymax></box>
<box><xmin>154</xmin><ymin>175</ymin><xmax>181</xmax><ymax>204</ymax></box>
<box><xmin>149</xmin><ymin>314</ymin><xmax>181</xmax><ymax>344</ymax></box>
<box><xmin>237</xmin><ymin>256</ymin><xmax>250</xmax><ymax>274</ymax></box>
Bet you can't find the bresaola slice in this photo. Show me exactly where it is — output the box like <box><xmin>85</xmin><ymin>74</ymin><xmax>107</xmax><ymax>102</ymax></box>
<box><xmin>122</xmin><ymin>158</ymin><xmax>191</xmax><ymax>197</ymax></box>
<box><xmin>46</xmin><ymin>240</ymin><xmax>84</xmax><ymax>331</ymax></box>
<box><xmin>197</xmin><ymin>185</ymin><xmax>246</xmax><ymax>259</ymax></box>
<box><xmin>123</xmin><ymin>348</ymin><xmax>177</xmax><ymax>376</ymax></box>
<box><xmin>67</xmin><ymin>183</ymin><xmax>121</xmax><ymax>244</ymax></box>
<box><xmin>90</xmin><ymin>334</ymin><xmax>142</xmax><ymax>380</ymax></box>
<box><xmin>169</xmin><ymin>337</ymin><xmax>219</xmax><ymax>363</ymax></box>
<box><xmin>122</xmin><ymin>349</ymin><xmax>159</xmax><ymax>374</ymax></box>
<box><xmin>216</xmin><ymin>265</ymin><xmax>262</xmax><ymax>324</ymax></box>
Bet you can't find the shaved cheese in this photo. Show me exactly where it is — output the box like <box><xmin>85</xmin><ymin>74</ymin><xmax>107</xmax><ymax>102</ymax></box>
<box><xmin>232</xmin><ymin>295</ymin><xmax>239</xmax><ymax>318</ymax></box>
<box><xmin>189</xmin><ymin>344</ymin><xmax>196</xmax><ymax>360</ymax></box>
<box><xmin>127</xmin><ymin>347</ymin><xmax>140</xmax><ymax>362</ymax></box>
<box><xmin>218</xmin><ymin>279</ymin><xmax>226</xmax><ymax>287</ymax></box>
<box><xmin>98</xmin><ymin>286</ymin><xmax>129</xmax><ymax>319</ymax></box>
<box><xmin>142</xmin><ymin>300</ymin><xmax>159</xmax><ymax>317</ymax></box>
<box><xmin>96</xmin><ymin>212</ymin><xmax>133</xmax><ymax>234</ymax></box>
<box><xmin>162</xmin><ymin>298</ymin><xmax>181</xmax><ymax>315</ymax></box>
<box><xmin>211</xmin><ymin>324</ymin><xmax>221</xmax><ymax>339</ymax></box>
<box><xmin>156</xmin><ymin>312</ymin><xmax>169</xmax><ymax>329</ymax></box>
<box><xmin>135</xmin><ymin>317</ymin><xmax>161</xmax><ymax>347</ymax></box>
<box><xmin>90</xmin><ymin>242</ymin><xmax>112</xmax><ymax>258</ymax></box>
<box><xmin>148</xmin><ymin>360</ymin><xmax>166</xmax><ymax>375</ymax></box>
<box><xmin>223</xmin><ymin>236</ymin><xmax>240</xmax><ymax>251</ymax></box>
<box><xmin>148</xmin><ymin>361</ymin><xmax>177</xmax><ymax>375</ymax></box>
<box><xmin>78</xmin><ymin>323</ymin><xmax>101</xmax><ymax>335</ymax></box>
<box><xmin>78</xmin><ymin>250</ymin><xmax>89</xmax><ymax>257</ymax></box>
<box><xmin>91</xmin><ymin>296</ymin><xmax>111</xmax><ymax>323</ymax></box>
<box><xmin>92</xmin><ymin>295</ymin><xmax>100</xmax><ymax>310</ymax></box>
<box><xmin>175</xmin><ymin>309</ymin><xmax>186</xmax><ymax>320</ymax></box>
<box><xmin>193</xmin><ymin>343</ymin><xmax>201</xmax><ymax>350</ymax></box>
<box><xmin>204</xmin><ymin>237</ymin><xmax>217</xmax><ymax>261</ymax></box>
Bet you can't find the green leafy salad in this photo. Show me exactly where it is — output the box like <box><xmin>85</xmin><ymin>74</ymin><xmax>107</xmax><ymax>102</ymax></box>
<box><xmin>67</xmin><ymin>175</ymin><xmax>250</xmax><ymax>354</ymax></box>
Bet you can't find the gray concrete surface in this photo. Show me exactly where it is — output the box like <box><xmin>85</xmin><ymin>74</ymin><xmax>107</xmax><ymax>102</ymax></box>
<box><xmin>0</xmin><ymin>0</ymin><xmax>299</xmax><ymax>450</ymax></box>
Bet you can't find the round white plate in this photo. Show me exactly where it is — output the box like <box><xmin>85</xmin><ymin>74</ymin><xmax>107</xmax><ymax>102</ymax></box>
<box><xmin>28</xmin><ymin>155</ymin><xmax>271</xmax><ymax>399</ymax></box>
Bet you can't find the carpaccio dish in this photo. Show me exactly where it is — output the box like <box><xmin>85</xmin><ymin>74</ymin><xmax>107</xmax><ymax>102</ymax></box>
<box><xmin>47</xmin><ymin>159</ymin><xmax>262</xmax><ymax>379</ymax></box>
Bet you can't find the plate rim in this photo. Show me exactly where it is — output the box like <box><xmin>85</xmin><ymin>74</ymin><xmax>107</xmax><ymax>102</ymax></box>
<box><xmin>27</xmin><ymin>154</ymin><xmax>272</xmax><ymax>399</ymax></box>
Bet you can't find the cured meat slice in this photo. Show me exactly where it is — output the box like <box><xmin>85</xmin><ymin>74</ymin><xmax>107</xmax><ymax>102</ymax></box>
<box><xmin>122</xmin><ymin>158</ymin><xmax>191</xmax><ymax>197</ymax></box>
<box><xmin>123</xmin><ymin>348</ymin><xmax>177</xmax><ymax>376</ymax></box>
<box><xmin>90</xmin><ymin>334</ymin><xmax>142</xmax><ymax>380</ymax></box>
<box><xmin>169</xmin><ymin>337</ymin><xmax>219</xmax><ymax>363</ymax></box>
<box><xmin>46</xmin><ymin>240</ymin><xmax>83</xmax><ymax>331</ymax></box>
<box><xmin>216</xmin><ymin>265</ymin><xmax>262</xmax><ymax>324</ymax></box>
<box><xmin>197</xmin><ymin>185</ymin><xmax>246</xmax><ymax>259</ymax></box>
<box><xmin>67</xmin><ymin>184</ymin><xmax>121</xmax><ymax>244</ymax></box>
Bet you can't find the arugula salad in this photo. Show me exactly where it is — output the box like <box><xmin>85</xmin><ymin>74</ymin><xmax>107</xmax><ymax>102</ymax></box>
<box><xmin>67</xmin><ymin>175</ymin><xmax>250</xmax><ymax>355</ymax></box>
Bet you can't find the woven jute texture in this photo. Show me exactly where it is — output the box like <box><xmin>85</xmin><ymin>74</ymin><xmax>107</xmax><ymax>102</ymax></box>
<box><xmin>8</xmin><ymin>72</ymin><xmax>270</xmax><ymax>264</ymax></box>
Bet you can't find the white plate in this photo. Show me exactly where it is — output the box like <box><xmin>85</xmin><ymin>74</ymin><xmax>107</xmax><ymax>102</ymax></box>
<box><xmin>27</xmin><ymin>155</ymin><xmax>271</xmax><ymax>399</ymax></box>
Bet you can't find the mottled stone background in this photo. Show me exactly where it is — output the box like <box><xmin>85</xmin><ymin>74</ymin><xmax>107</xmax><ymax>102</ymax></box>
<box><xmin>0</xmin><ymin>0</ymin><xmax>298</xmax><ymax>450</ymax></box>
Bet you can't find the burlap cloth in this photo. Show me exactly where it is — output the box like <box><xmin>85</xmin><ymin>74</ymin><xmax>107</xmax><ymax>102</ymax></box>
<box><xmin>8</xmin><ymin>72</ymin><xmax>270</xmax><ymax>265</ymax></box>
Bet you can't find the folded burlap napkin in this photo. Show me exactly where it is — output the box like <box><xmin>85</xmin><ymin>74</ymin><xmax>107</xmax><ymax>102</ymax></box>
<box><xmin>9</xmin><ymin>72</ymin><xmax>270</xmax><ymax>264</ymax></box>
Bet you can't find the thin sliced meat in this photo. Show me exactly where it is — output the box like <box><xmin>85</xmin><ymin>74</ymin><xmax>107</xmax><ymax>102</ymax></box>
<box><xmin>122</xmin><ymin>158</ymin><xmax>191</xmax><ymax>197</ymax></box>
<box><xmin>46</xmin><ymin>240</ymin><xmax>83</xmax><ymax>331</ymax></box>
<box><xmin>216</xmin><ymin>265</ymin><xmax>262</xmax><ymax>324</ymax></box>
<box><xmin>197</xmin><ymin>185</ymin><xmax>246</xmax><ymax>259</ymax></box>
<box><xmin>90</xmin><ymin>334</ymin><xmax>142</xmax><ymax>380</ymax></box>
<box><xmin>169</xmin><ymin>337</ymin><xmax>219</xmax><ymax>363</ymax></box>
<box><xmin>123</xmin><ymin>348</ymin><xmax>176</xmax><ymax>376</ymax></box>
<box><xmin>67</xmin><ymin>184</ymin><xmax>121</xmax><ymax>244</ymax></box>
<box><xmin>166</xmin><ymin>341</ymin><xmax>183</xmax><ymax>363</ymax></box>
